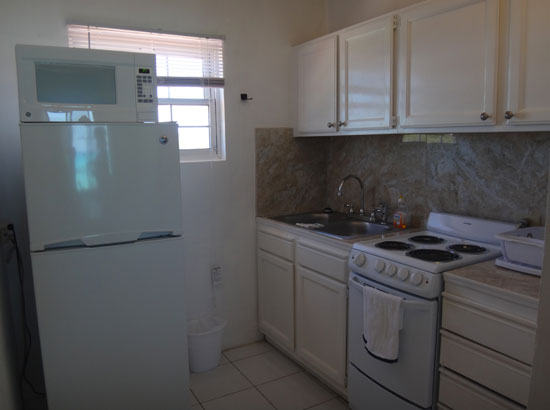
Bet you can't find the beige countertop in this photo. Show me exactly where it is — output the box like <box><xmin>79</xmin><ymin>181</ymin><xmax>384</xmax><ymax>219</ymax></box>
<box><xmin>256</xmin><ymin>216</ymin><xmax>420</xmax><ymax>247</ymax></box>
<box><xmin>446</xmin><ymin>260</ymin><xmax>541</xmax><ymax>300</ymax></box>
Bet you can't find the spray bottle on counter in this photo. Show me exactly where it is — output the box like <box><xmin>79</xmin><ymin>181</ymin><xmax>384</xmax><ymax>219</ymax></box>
<box><xmin>393</xmin><ymin>195</ymin><xmax>409</xmax><ymax>229</ymax></box>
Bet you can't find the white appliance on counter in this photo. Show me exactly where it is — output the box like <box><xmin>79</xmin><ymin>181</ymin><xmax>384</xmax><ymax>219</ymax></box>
<box><xmin>18</xmin><ymin>45</ymin><xmax>189</xmax><ymax>410</ymax></box>
<box><xmin>347</xmin><ymin>213</ymin><xmax>516</xmax><ymax>410</ymax></box>
<box><xmin>15</xmin><ymin>44</ymin><xmax>158</xmax><ymax>123</ymax></box>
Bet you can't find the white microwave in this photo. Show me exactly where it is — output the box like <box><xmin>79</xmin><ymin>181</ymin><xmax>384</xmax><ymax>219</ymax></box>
<box><xmin>15</xmin><ymin>44</ymin><xmax>158</xmax><ymax>123</ymax></box>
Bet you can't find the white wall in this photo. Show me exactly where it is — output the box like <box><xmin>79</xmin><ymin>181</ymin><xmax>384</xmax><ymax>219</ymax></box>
<box><xmin>0</xmin><ymin>1</ymin><xmax>327</xmax><ymax>408</ymax></box>
<box><xmin>325</xmin><ymin>0</ymin><xmax>424</xmax><ymax>31</ymax></box>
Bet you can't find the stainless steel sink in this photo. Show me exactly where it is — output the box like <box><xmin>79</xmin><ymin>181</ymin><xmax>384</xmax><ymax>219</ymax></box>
<box><xmin>271</xmin><ymin>212</ymin><xmax>393</xmax><ymax>240</ymax></box>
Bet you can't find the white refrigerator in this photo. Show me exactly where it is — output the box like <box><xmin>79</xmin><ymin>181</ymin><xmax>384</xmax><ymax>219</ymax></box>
<box><xmin>20</xmin><ymin>122</ymin><xmax>190</xmax><ymax>410</ymax></box>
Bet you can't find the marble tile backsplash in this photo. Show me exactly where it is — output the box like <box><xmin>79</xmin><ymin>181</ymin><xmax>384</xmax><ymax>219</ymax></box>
<box><xmin>256</xmin><ymin>129</ymin><xmax>550</xmax><ymax>227</ymax></box>
<box><xmin>255</xmin><ymin>128</ymin><xmax>329</xmax><ymax>217</ymax></box>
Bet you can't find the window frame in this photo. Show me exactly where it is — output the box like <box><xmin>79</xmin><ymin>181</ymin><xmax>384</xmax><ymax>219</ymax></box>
<box><xmin>66</xmin><ymin>24</ymin><xmax>226</xmax><ymax>163</ymax></box>
<box><xmin>157</xmin><ymin>86</ymin><xmax>225</xmax><ymax>162</ymax></box>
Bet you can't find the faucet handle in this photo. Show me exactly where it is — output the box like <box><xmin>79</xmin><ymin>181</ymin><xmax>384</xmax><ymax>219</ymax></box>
<box><xmin>345</xmin><ymin>203</ymin><xmax>354</xmax><ymax>214</ymax></box>
<box><xmin>368</xmin><ymin>209</ymin><xmax>377</xmax><ymax>222</ymax></box>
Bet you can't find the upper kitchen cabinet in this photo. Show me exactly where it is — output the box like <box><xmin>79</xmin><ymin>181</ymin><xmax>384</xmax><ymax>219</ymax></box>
<box><xmin>505</xmin><ymin>0</ymin><xmax>550</xmax><ymax>125</ymax></box>
<box><xmin>294</xmin><ymin>16</ymin><xmax>395</xmax><ymax>136</ymax></box>
<box><xmin>397</xmin><ymin>0</ymin><xmax>499</xmax><ymax>128</ymax></box>
<box><xmin>296</xmin><ymin>35</ymin><xmax>338</xmax><ymax>135</ymax></box>
<box><xmin>339</xmin><ymin>16</ymin><xmax>395</xmax><ymax>131</ymax></box>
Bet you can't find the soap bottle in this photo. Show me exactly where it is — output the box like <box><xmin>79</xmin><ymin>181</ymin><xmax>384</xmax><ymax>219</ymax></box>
<box><xmin>393</xmin><ymin>195</ymin><xmax>409</xmax><ymax>229</ymax></box>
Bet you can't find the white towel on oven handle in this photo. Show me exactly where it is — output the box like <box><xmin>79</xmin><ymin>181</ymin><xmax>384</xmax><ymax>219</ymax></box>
<box><xmin>363</xmin><ymin>285</ymin><xmax>403</xmax><ymax>361</ymax></box>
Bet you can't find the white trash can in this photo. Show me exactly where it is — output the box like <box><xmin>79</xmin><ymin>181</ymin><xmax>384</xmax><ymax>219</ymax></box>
<box><xmin>187</xmin><ymin>316</ymin><xmax>227</xmax><ymax>373</ymax></box>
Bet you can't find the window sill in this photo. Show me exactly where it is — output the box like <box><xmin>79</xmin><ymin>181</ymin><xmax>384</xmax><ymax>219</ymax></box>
<box><xmin>179</xmin><ymin>150</ymin><xmax>226</xmax><ymax>163</ymax></box>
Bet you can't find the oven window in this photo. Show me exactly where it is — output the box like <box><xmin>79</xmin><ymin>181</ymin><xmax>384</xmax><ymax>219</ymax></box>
<box><xmin>35</xmin><ymin>62</ymin><xmax>116</xmax><ymax>104</ymax></box>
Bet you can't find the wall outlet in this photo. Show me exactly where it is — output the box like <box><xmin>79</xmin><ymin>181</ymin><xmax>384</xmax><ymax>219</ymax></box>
<box><xmin>0</xmin><ymin>223</ymin><xmax>15</xmax><ymax>247</ymax></box>
<box><xmin>211</xmin><ymin>265</ymin><xmax>223</xmax><ymax>287</ymax></box>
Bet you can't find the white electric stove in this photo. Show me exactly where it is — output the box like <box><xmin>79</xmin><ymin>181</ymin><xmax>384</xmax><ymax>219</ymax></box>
<box><xmin>347</xmin><ymin>212</ymin><xmax>517</xmax><ymax>410</ymax></box>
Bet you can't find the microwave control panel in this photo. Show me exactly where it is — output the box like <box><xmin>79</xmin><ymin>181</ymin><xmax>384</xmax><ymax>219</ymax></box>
<box><xmin>136</xmin><ymin>68</ymin><xmax>154</xmax><ymax>104</ymax></box>
<box><xmin>135</xmin><ymin>65</ymin><xmax>158</xmax><ymax>122</ymax></box>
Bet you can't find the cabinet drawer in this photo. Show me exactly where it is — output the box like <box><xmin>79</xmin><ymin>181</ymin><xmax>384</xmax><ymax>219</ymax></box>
<box><xmin>442</xmin><ymin>293</ymin><xmax>536</xmax><ymax>364</ymax></box>
<box><xmin>439</xmin><ymin>367</ymin><xmax>525</xmax><ymax>410</ymax></box>
<box><xmin>257</xmin><ymin>227</ymin><xmax>294</xmax><ymax>261</ymax></box>
<box><xmin>296</xmin><ymin>239</ymin><xmax>349</xmax><ymax>283</ymax></box>
<box><xmin>440</xmin><ymin>330</ymin><xmax>531</xmax><ymax>406</ymax></box>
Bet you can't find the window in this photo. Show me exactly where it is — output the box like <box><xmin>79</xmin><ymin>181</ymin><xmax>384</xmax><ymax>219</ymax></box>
<box><xmin>68</xmin><ymin>24</ymin><xmax>225</xmax><ymax>161</ymax></box>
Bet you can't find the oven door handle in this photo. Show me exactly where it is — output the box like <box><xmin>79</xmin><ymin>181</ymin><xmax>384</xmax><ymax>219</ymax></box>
<box><xmin>349</xmin><ymin>275</ymin><xmax>427</xmax><ymax>310</ymax></box>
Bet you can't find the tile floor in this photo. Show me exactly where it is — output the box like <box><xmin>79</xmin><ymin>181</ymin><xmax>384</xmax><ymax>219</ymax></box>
<box><xmin>190</xmin><ymin>341</ymin><xmax>350</xmax><ymax>410</ymax></box>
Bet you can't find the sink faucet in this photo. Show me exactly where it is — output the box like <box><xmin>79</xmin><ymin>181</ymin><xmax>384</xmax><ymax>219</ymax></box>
<box><xmin>337</xmin><ymin>175</ymin><xmax>365</xmax><ymax>216</ymax></box>
<box><xmin>368</xmin><ymin>201</ymin><xmax>388</xmax><ymax>223</ymax></box>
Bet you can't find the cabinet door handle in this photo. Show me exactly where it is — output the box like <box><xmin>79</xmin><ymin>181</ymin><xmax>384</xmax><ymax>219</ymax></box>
<box><xmin>504</xmin><ymin>111</ymin><xmax>515</xmax><ymax>120</ymax></box>
<box><xmin>338</xmin><ymin>121</ymin><xmax>347</xmax><ymax>127</ymax></box>
<box><xmin>480</xmin><ymin>112</ymin><xmax>490</xmax><ymax>121</ymax></box>
<box><xmin>327</xmin><ymin>122</ymin><xmax>335</xmax><ymax>128</ymax></box>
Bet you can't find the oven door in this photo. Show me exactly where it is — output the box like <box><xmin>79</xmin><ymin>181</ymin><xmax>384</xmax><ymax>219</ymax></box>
<box><xmin>348</xmin><ymin>272</ymin><xmax>439</xmax><ymax>409</ymax></box>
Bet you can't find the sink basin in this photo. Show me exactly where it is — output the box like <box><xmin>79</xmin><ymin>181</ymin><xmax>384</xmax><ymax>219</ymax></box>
<box><xmin>271</xmin><ymin>212</ymin><xmax>393</xmax><ymax>240</ymax></box>
<box><xmin>272</xmin><ymin>212</ymin><xmax>347</xmax><ymax>226</ymax></box>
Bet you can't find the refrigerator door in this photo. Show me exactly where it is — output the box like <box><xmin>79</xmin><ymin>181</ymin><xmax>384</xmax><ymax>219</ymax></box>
<box><xmin>32</xmin><ymin>237</ymin><xmax>189</xmax><ymax>410</ymax></box>
<box><xmin>20</xmin><ymin>122</ymin><xmax>182</xmax><ymax>251</ymax></box>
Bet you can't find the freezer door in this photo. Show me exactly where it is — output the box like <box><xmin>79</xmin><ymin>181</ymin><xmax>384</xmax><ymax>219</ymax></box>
<box><xmin>32</xmin><ymin>237</ymin><xmax>189</xmax><ymax>410</ymax></box>
<box><xmin>20</xmin><ymin>122</ymin><xmax>182</xmax><ymax>250</ymax></box>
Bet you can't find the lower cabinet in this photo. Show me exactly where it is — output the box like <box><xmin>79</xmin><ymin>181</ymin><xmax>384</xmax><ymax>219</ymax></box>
<box><xmin>257</xmin><ymin>221</ymin><xmax>350</xmax><ymax>395</ymax></box>
<box><xmin>257</xmin><ymin>249</ymin><xmax>295</xmax><ymax>351</ymax></box>
<box><xmin>438</xmin><ymin>270</ymin><xmax>539</xmax><ymax>409</ymax></box>
<box><xmin>295</xmin><ymin>266</ymin><xmax>347</xmax><ymax>388</ymax></box>
<box><xmin>438</xmin><ymin>367</ymin><xmax>524</xmax><ymax>410</ymax></box>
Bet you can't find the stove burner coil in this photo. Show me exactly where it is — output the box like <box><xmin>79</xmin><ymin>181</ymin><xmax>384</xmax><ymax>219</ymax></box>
<box><xmin>448</xmin><ymin>244</ymin><xmax>487</xmax><ymax>254</ymax></box>
<box><xmin>409</xmin><ymin>235</ymin><xmax>445</xmax><ymax>244</ymax></box>
<box><xmin>374</xmin><ymin>241</ymin><xmax>413</xmax><ymax>251</ymax></box>
<box><xmin>406</xmin><ymin>249</ymin><xmax>460</xmax><ymax>262</ymax></box>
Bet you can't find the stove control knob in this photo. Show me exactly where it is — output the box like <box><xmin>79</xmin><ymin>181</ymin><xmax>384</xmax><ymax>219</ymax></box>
<box><xmin>374</xmin><ymin>260</ymin><xmax>385</xmax><ymax>273</ymax></box>
<box><xmin>386</xmin><ymin>264</ymin><xmax>397</xmax><ymax>276</ymax></box>
<box><xmin>354</xmin><ymin>253</ymin><xmax>366</xmax><ymax>267</ymax></box>
<box><xmin>397</xmin><ymin>268</ymin><xmax>409</xmax><ymax>281</ymax></box>
<box><xmin>410</xmin><ymin>272</ymin><xmax>424</xmax><ymax>286</ymax></box>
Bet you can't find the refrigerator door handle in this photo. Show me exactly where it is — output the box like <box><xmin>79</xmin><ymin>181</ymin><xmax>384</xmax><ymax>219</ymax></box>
<box><xmin>41</xmin><ymin>230</ymin><xmax>181</xmax><ymax>250</ymax></box>
<box><xmin>81</xmin><ymin>231</ymin><xmax>181</xmax><ymax>246</ymax></box>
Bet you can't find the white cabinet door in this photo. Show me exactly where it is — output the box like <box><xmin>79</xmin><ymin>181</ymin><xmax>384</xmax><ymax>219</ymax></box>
<box><xmin>397</xmin><ymin>0</ymin><xmax>499</xmax><ymax>128</ymax></box>
<box><xmin>339</xmin><ymin>16</ymin><xmax>394</xmax><ymax>131</ymax></box>
<box><xmin>295</xmin><ymin>266</ymin><xmax>347</xmax><ymax>388</ymax></box>
<box><xmin>297</xmin><ymin>36</ymin><xmax>338</xmax><ymax>134</ymax></box>
<box><xmin>505</xmin><ymin>0</ymin><xmax>550</xmax><ymax>125</ymax></box>
<box><xmin>258</xmin><ymin>250</ymin><xmax>295</xmax><ymax>350</ymax></box>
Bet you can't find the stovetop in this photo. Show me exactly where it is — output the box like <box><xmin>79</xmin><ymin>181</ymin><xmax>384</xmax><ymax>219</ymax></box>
<box><xmin>353</xmin><ymin>230</ymin><xmax>502</xmax><ymax>274</ymax></box>
<box><xmin>349</xmin><ymin>213</ymin><xmax>517</xmax><ymax>298</ymax></box>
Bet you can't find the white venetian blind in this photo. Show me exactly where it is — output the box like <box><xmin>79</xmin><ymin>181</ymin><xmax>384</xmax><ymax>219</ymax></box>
<box><xmin>67</xmin><ymin>24</ymin><xmax>224</xmax><ymax>87</ymax></box>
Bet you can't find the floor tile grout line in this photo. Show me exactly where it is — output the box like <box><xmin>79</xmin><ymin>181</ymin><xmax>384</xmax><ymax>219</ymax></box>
<box><xmin>224</xmin><ymin>347</ymin><xmax>274</xmax><ymax>363</ymax></box>
<box><xmin>198</xmin><ymin>385</ymin><xmax>255</xmax><ymax>406</ymax></box>
<box><xmin>254</xmin><ymin>369</ymin><xmax>305</xmax><ymax>388</ymax></box>
<box><xmin>302</xmin><ymin>396</ymin><xmax>347</xmax><ymax>410</ymax></box>
<box><xmin>253</xmin><ymin>385</ymin><xmax>278</xmax><ymax>410</ymax></box>
<box><xmin>229</xmin><ymin>360</ymin><xmax>279</xmax><ymax>409</ymax></box>
<box><xmin>228</xmin><ymin>361</ymin><xmax>255</xmax><ymax>386</ymax></box>
<box><xmin>196</xmin><ymin>362</ymin><xmax>254</xmax><ymax>405</ymax></box>
<box><xmin>189</xmin><ymin>389</ymin><xmax>201</xmax><ymax>406</ymax></box>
